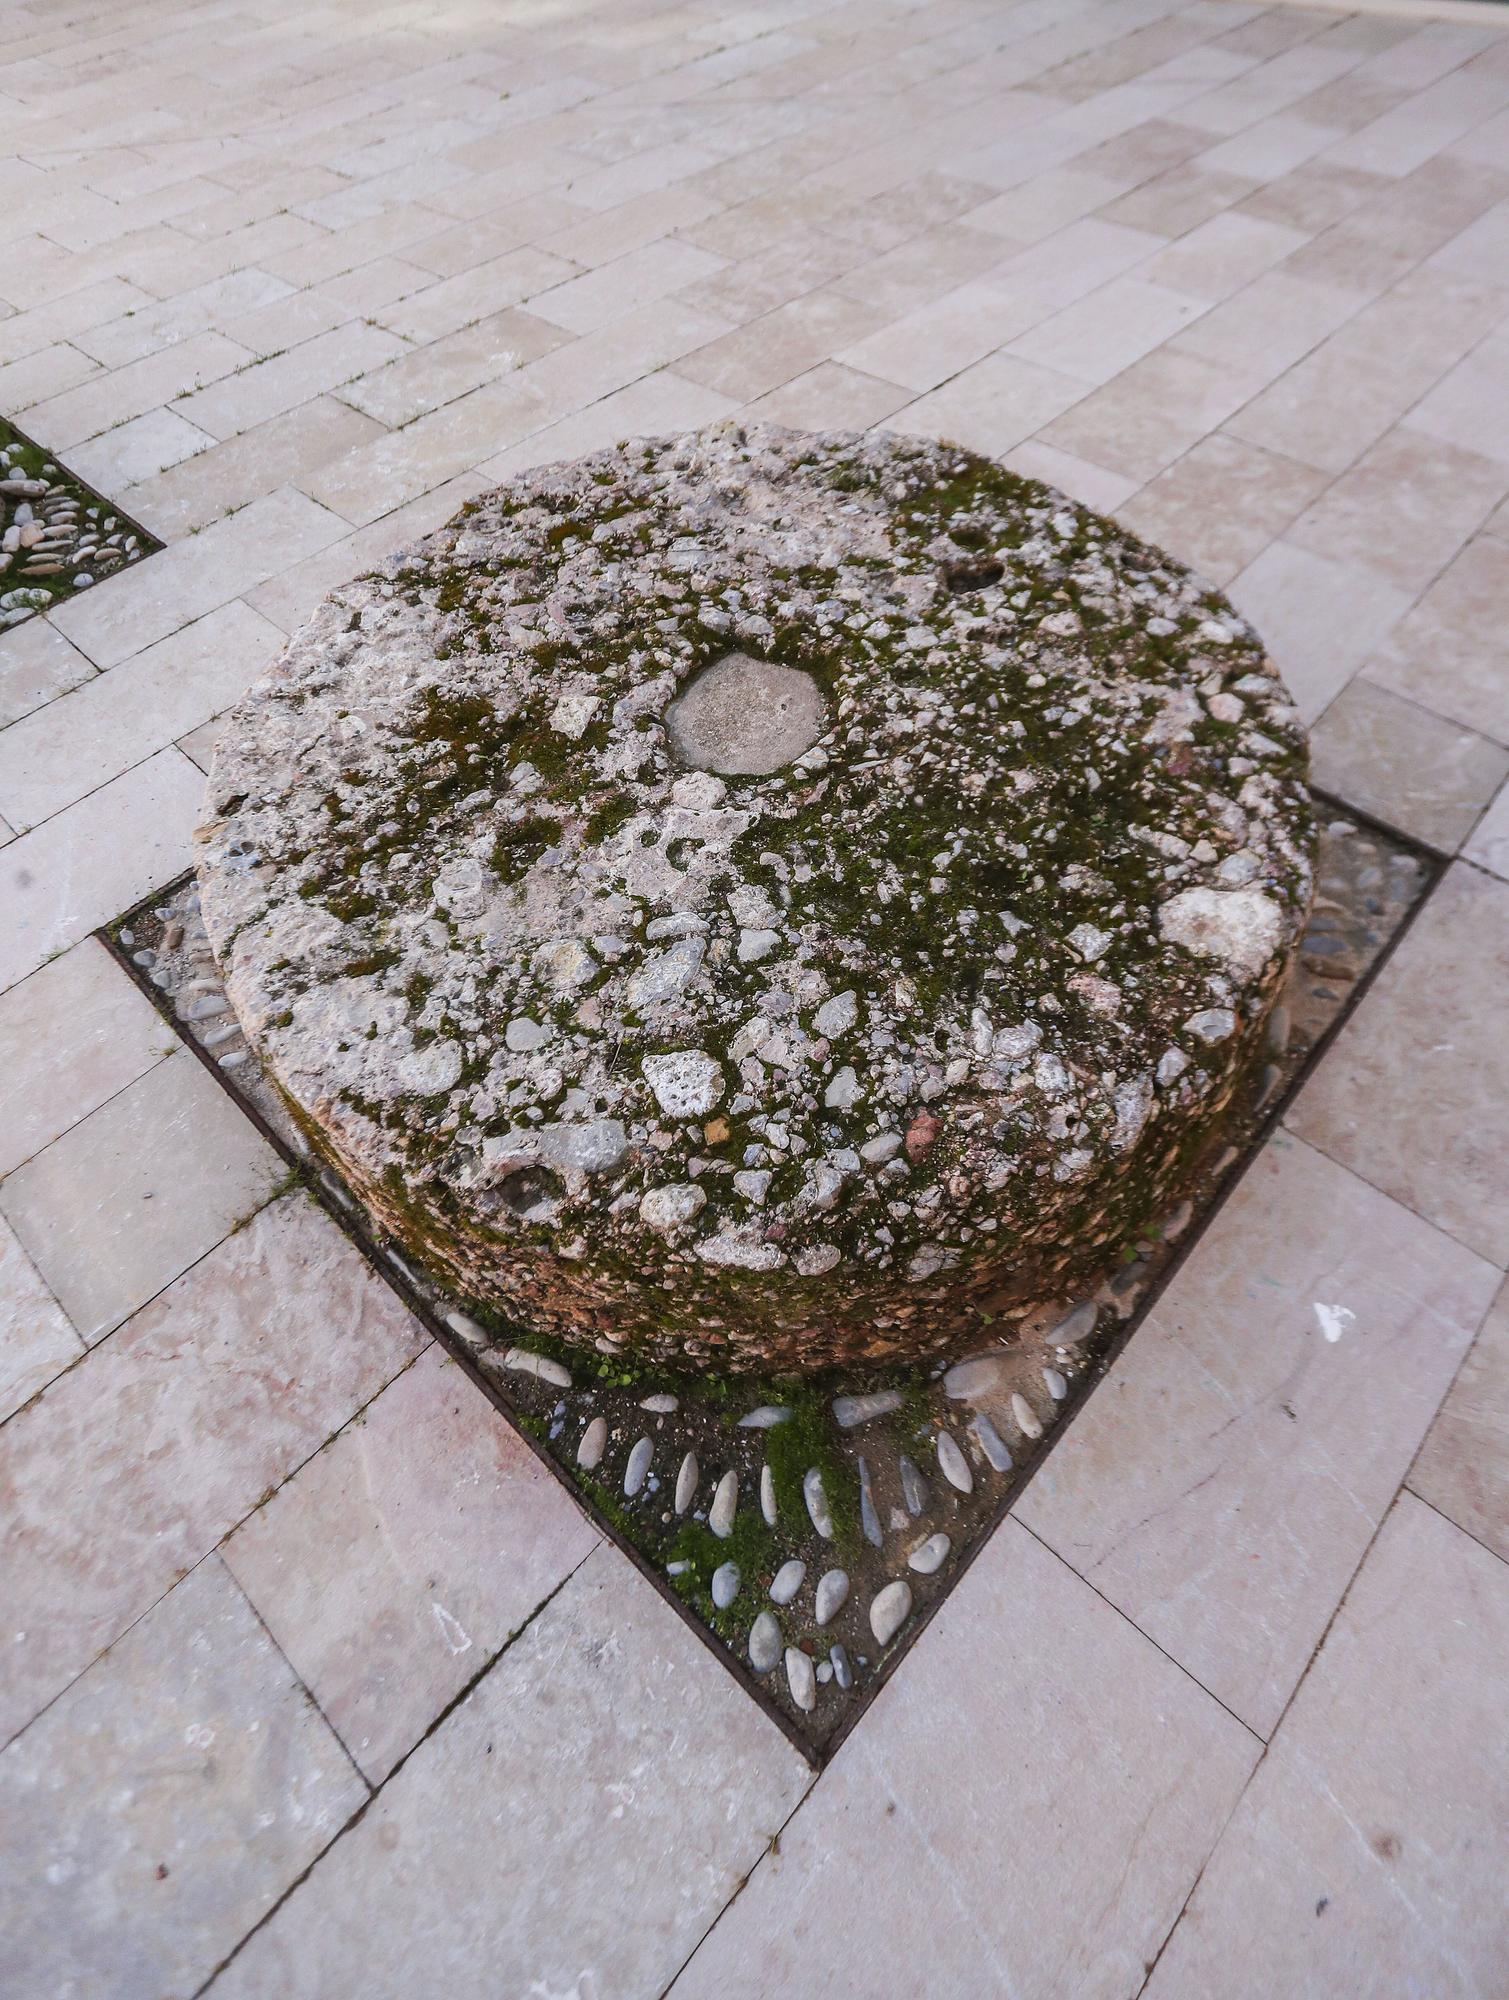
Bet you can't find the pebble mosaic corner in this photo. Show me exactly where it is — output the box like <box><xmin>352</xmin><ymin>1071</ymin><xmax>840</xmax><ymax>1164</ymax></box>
<box><xmin>0</xmin><ymin>418</ymin><xmax>161</xmax><ymax>630</ymax></box>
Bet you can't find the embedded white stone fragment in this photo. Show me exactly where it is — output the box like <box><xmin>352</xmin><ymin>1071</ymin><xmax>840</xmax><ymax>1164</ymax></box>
<box><xmin>814</xmin><ymin>990</ymin><xmax>858</xmax><ymax>1039</ymax></box>
<box><xmin>1068</xmin><ymin>923</ymin><xmax>1112</xmax><ymax>962</ymax></box>
<box><xmin>697</xmin><ymin>1226</ymin><xmax>785</xmax><ymax>1272</ymax></box>
<box><xmin>626</xmin><ymin>937</ymin><xmax>705</xmax><ymax>1008</ymax></box>
<box><xmin>642</xmin><ymin>1049</ymin><xmax>725</xmax><ymax>1118</ymax></box>
<box><xmin>1159</xmin><ymin>885</ymin><xmax>1284</xmax><ymax>976</ymax></box>
<box><xmin>832</xmin><ymin>1390</ymin><xmax>903</xmax><ymax>1429</ymax></box>
<box><xmin>639</xmin><ymin>1183</ymin><xmax>706</xmax><ymax>1233</ymax></box>
<box><xmin>1184</xmin><ymin>1007</ymin><xmax>1237</xmax><ymax>1043</ymax></box>
<box><xmin>549</xmin><ymin>692</ymin><xmax>600</xmax><ymax>737</ymax></box>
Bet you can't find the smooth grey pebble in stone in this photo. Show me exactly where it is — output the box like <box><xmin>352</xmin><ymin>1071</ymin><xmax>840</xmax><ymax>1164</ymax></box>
<box><xmin>709</xmin><ymin>1468</ymin><xmax>739</xmax><ymax>1538</ymax></box>
<box><xmin>770</xmin><ymin>1559</ymin><xmax>806</xmax><ymax>1606</ymax></box>
<box><xmin>1011</xmin><ymin>1392</ymin><xmax>1045</xmax><ymax>1441</ymax></box>
<box><xmin>899</xmin><ymin>1455</ymin><xmax>927</xmax><ymax>1516</ymax></box>
<box><xmin>832</xmin><ymin>1389</ymin><xmax>903</xmax><ymax>1429</ymax></box>
<box><xmin>760</xmin><ymin>1463</ymin><xmax>777</xmax><ymax>1526</ymax></box>
<box><xmin>674</xmin><ymin>1451</ymin><xmax>699</xmax><ymax>1515</ymax></box>
<box><xmin>711</xmin><ymin>1563</ymin><xmax>740</xmax><ymax>1610</ymax></box>
<box><xmin>785</xmin><ymin>1646</ymin><xmax>817</xmax><ymax>1714</ymax></box>
<box><xmin>737</xmin><ymin>1405</ymin><xmax>791</xmax><ymax>1429</ymax></box>
<box><xmin>830</xmin><ymin>1644</ymin><xmax>852</xmax><ymax>1691</ymax></box>
<box><xmin>936</xmin><ymin>1430</ymin><xmax>973</xmax><ymax>1494</ymax></box>
<box><xmin>749</xmin><ymin>1611</ymin><xmax>781</xmax><ymax>1673</ymax></box>
<box><xmin>908</xmin><ymin>1532</ymin><xmax>951</xmax><ymax>1575</ymax></box>
<box><xmin>869</xmin><ymin>1580</ymin><xmax>913</xmax><ymax>1647</ymax></box>
<box><xmin>640</xmin><ymin>1392</ymin><xmax>679</xmax><ymax>1413</ymax></box>
<box><xmin>502</xmin><ymin>1347</ymin><xmax>572</xmax><ymax>1389</ymax></box>
<box><xmin>816</xmin><ymin>1661</ymin><xmax>833</xmax><ymax>1685</ymax></box>
<box><xmin>857</xmin><ymin>1455</ymin><xmax>882</xmax><ymax>1548</ymax></box>
<box><xmin>1043</xmin><ymin>1366</ymin><xmax>1069</xmax><ymax>1400</ymax></box>
<box><xmin>624</xmin><ymin>1436</ymin><xmax>653</xmax><ymax>1498</ymax></box>
<box><xmin>814</xmin><ymin>1569</ymin><xmax>849</xmax><ymax>1625</ymax></box>
<box><xmin>576</xmin><ymin>1416</ymin><xmax>607</xmax><ymax>1471</ymax></box>
<box><xmin>1049</xmin><ymin>1300</ymin><xmax>1097</xmax><ymax>1346</ymax></box>
<box><xmin>970</xmin><ymin>1413</ymin><xmax>1013</xmax><ymax>1473</ymax></box>
<box><xmin>804</xmin><ymin>1466</ymin><xmax>835</xmax><ymax>1539</ymax></box>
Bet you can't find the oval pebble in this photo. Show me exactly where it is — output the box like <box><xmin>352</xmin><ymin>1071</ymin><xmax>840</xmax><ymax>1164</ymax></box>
<box><xmin>830</xmin><ymin>1643</ymin><xmax>852</xmax><ymax>1690</ymax></box>
<box><xmin>814</xmin><ymin>1569</ymin><xmax>849</xmax><ymax>1625</ymax></box>
<box><xmin>738</xmin><ymin>1404</ymin><xmax>791</xmax><ymax>1429</ymax></box>
<box><xmin>709</xmin><ymin>1468</ymin><xmax>739</xmax><ymax>1538</ymax></box>
<box><xmin>576</xmin><ymin>1416</ymin><xmax>607</xmax><ymax>1470</ymax></box>
<box><xmin>502</xmin><ymin>1347</ymin><xmax>572</xmax><ymax>1389</ymax></box>
<box><xmin>832</xmin><ymin>1389</ymin><xmax>902</xmax><ymax>1429</ymax></box>
<box><xmin>907</xmin><ymin>1532</ymin><xmax>950</xmax><ymax>1574</ymax></box>
<box><xmin>899</xmin><ymin>1455</ymin><xmax>927</xmax><ymax>1516</ymax></box>
<box><xmin>936</xmin><ymin>1430</ymin><xmax>973</xmax><ymax>1494</ymax></box>
<box><xmin>624</xmin><ymin>1436</ymin><xmax>653</xmax><ymax>1497</ymax></box>
<box><xmin>857</xmin><ymin>1455</ymin><xmax>882</xmax><ymax>1548</ymax></box>
<box><xmin>785</xmin><ymin>1647</ymin><xmax>816</xmax><ymax>1712</ymax></box>
<box><xmin>971</xmin><ymin>1412</ymin><xmax>1012</xmax><ymax>1472</ymax></box>
<box><xmin>749</xmin><ymin>1611</ymin><xmax>781</xmax><ymax>1673</ymax></box>
<box><xmin>640</xmin><ymin>1392</ymin><xmax>679</xmax><ymax>1413</ymax></box>
<box><xmin>674</xmin><ymin>1451</ymin><xmax>699</xmax><ymax>1515</ymax></box>
<box><xmin>760</xmin><ymin>1464</ymin><xmax>777</xmax><ymax>1526</ymax></box>
<box><xmin>1049</xmin><ymin>1300</ymin><xmax>1097</xmax><ymax>1346</ymax></box>
<box><xmin>1043</xmin><ymin>1366</ymin><xmax>1068</xmax><ymax>1400</ymax></box>
<box><xmin>869</xmin><ymin>1580</ymin><xmax>913</xmax><ymax>1647</ymax></box>
<box><xmin>711</xmin><ymin>1562</ymin><xmax>740</xmax><ymax>1609</ymax></box>
<box><xmin>1011</xmin><ymin>1392</ymin><xmax>1044</xmax><ymax>1441</ymax></box>
<box><xmin>803</xmin><ymin>1466</ymin><xmax>834</xmax><ymax>1538</ymax></box>
<box><xmin>943</xmin><ymin>1355</ymin><xmax>1007</xmax><ymax>1400</ymax></box>
<box><xmin>770</xmin><ymin>1559</ymin><xmax>806</xmax><ymax>1605</ymax></box>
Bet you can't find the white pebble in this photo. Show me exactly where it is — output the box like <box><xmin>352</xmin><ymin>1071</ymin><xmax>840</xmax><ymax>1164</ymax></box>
<box><xmin>785</xmin><ymin>1647</ymin><xmax>816</xmax><ymax>1712</ymax></box>
<box><xmin>711</xmin><ymin>1562</ymin><xmax>740</xmax><ymax>1609</ymax></box>
<box><xmin>936</xmin><ymin>1430</ymin><xmax>973</xmax><ymax>1494</ymax></box>
<box><xmin>749</xmin><ymin>1611</ymin><xmax>781</xmax><ymax>1672</ymax></box>
<box><xmin>674</xmin><ymin>1451</ymin><xmax>699</xmax><ymax>1515</ymax></box>
<box><xmin>907</xmin><ymin>1533</ymin><xmax>951</xmax><ymax>1575</ymax></box>
<box><xmin>814</xmin><ymin>1569</ymin><xmax>849</xmax><ymax>1625</ymax></box>
<box><xmin>624</xmin><ymin>1436</ymin><xmax>653</xmax><ymax>1497</ymax></box>
<box><xmin>709</xmin><ymin>1468</ymin><xmax>738</xmax><ymax>1538</ymax></box>
<box><xmin>869</xmin><ymin>1580</ymin><xmax>913</xmax><ymax>1647</ymax></box>
<box><xmin>576</xmin><ymin>1417</ymin><xmax>607</xmax><ymax>1470</ymax></box>
<box><xmin>1011</xmin><ymin>1392</ymin><xmax>1044</xmax><ymax>1441</ymax></box>
<box><xmin>770</xmin><ymin>1559</ymin><xmax>806</xmax><ymax>1606</ymax></box>
<box><xmin>501</xmin><ymin>1347</ymin><xmax>571</xmax><ymax>1389</ymax></box>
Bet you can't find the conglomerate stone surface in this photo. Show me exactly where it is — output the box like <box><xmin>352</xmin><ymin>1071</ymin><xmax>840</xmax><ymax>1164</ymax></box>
<box><xmin>196</xmin><ymin>422</ymin><xmax>1314</xmax><ymax>1372</ymax></box>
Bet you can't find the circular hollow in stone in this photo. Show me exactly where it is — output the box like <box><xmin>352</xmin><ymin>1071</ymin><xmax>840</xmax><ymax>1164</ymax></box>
<box><xmin>665</xmin><ymin>652</ymin><xmax>828</xmax><ymax>776</ymax></box>
<box><xmin>196</xmin><ymin>422</ymin><xmax>1314</xmax><ymax>1374</ymax></box>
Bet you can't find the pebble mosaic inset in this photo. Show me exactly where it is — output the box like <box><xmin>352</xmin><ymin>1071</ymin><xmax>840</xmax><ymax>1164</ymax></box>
<box><xmin>108</xmin><ymin>810</ymin><xmax>1430</xmax><ymax>1760</ymax></box>
<box><xmin>0</xmin><ymin>417</ymin><xmax>160</xmax><ymax>630</ymax></box>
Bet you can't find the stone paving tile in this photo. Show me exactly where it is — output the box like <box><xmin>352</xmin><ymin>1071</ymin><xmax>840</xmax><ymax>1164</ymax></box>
<box><xmin>173</xmin><ymin>323</ymin><xmax>409</xmax><ymax>443</ymax></box>
<box><xmin>1310</xmin><ymin>677</ymin><xmax>1509</xmax><ymax>851</ymax></box>
<box><xmin>1227</xmin><ymin>537</ymin><xmax>1412</xmax><ymax>724</ymax></box>
<box><xmin>669</xmin><ymin>1518</ymin><xmax>1258</xmax><ymax>1999</ymax></box>
<box><xmin>64</xmin><ymin>404</ymin><xmax>217</xmax><ymax>491</ymax></box>
<box><xmin>893</xmin><ymin>350</ymin><xmax>1089</xmax><ymax>459</ymax></box>
<box><xmin>1016</xmin><ymin>1131</ymin><xmax>1497</xmax><ymax>1738</ymax></box>
<box><xmin>1143</xmin><ymin>1496</ymin><xmax>1509</xmax><ymax>2000</ymax></box>
<box><xmin>1289</xmin><ymin>863</ymin><xmax>1509</xmax><ymax>1266</ymax></box>
<box><xmin>0</xmin><ymin>1047</ymin><xmax>281</xmax><ymax>1345</ymax></box>
<box><xmin>1038</xmin><ymin>344</ymin><xmax>1265</xmax><ymax>484</ymax></box>
<box><xmin>1463</xmin><ymin>775</ymin><xmax>1509</xmax><ymax>881</ymax></box>
<box><xmin>0</xmin><ymin>1556</ymin><xmax>367</xmax><ymax>2000</ymax></box>
<box><xmin>207</xmin><ymin>1543</ymin><xmax>810</xmax><ymax>2000</ymax></box>
<box><xmin>223</xmin><ymin>1345</ymin><xmax>599</xmax><ymax>1783</ymax></box>
<box><xmin>0</xmin><ymin>937</ymin><xmax>174</xmax><ymax>1180</ymax></box>
<box><xmin>0</xmin><ymin>616</ymin><xmax>96</xmax><ymax>731</ymax></box>
<box><xmin>23</xmin><ymin>330</ymin><xmax>252</xmax><ymax>450</ymax></box>
<box><xmin>0</xmin><ymin>600</ymin><xmax>283</xmax><ymax>833</ymax></box>
<box><xmin>337</xmin><ymin>307</ymin><xmax>565</xmax><ymax>429</ymax></box>
<box><xmin>744</xmin><ymin>359</ymin><xmax>913</xmax><ymax>432</ymax></box>
<box><xmin>1366</xmin><ymin>535</ymin><xmax>1509</xmax><ymax>743</ymax></box>
<box><xmin>0</xmin><ymin>1210</ymin><xmax>81</xmax><ymax>1424</ymax></box>
<box><xmin>1006</xmin><ymin>272</ymin><xmax>1207</xmax><ymax>385</ymax></box>
<box><xmin>1410</xmin><ymin>1276</ymin><xmax>1509</xmax><ymax>1562</ymax></box>
<box><xmin>1117</xmin><ymin>431</ymin><xmax>1328</xmax><ymax>588</ymax></box>
<box><xmin>0</xmin><ymin>749</ymin><xmax>206</xmax><ymax>993</ymax></box>
<box><xmin>0</xmin><ymin>1196</ymin><xmax>425</xmax><ymax>1749</ymax></box>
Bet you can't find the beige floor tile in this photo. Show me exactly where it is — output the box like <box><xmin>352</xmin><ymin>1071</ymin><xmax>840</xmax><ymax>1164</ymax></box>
<box><xmin>1289</xmin><ymin>862</ymin><xmax>1509</xmax><ymax>1264</ymax></box>
<box><xmin>125</xmin><ymin>397</ymin><xmax>387</xmax><ymax>541</ymax></box>
<box><xmin>24</xmin><ymin>331</ymin><xmax>251</xmax><ymax>450</ymax></box>
<box><xmin>0</xmin><ymin>600</ymin><xmax>282</xmax><ymax>833</ymax></box>
<box><xmin>76</xmin><ymin>268</ymin><xmax>296</xmax><ymax>371</ymax></box>
<box><xmin>826</xmin><ymin>221</ymin><xmax>1010</xmax><ymax>315</ymax></box>
<box><xmin>892</xmin><ymin>350</ymin><xmax>1089</xmax><ymax>459</ymax></box>
<box><xmin>0</xmin><ymin>616</ymin><xmax>95</xmax><ymax>730</ymax></box>
<box><xmin>1404</xmin><ymin>331</ymin><xmax>1509</xmax><ymax>473</ymax></box>
<box><xmin>0</xmin><ymin>1211</ymin><xmax>82</xmax><ymax>1423</ymax></box>
<box><xmin>1006</xmin><ymin>273</ymin><xmax>1207</xmax><ymax>385</ymax></box>
<box><xmin>1145</xmin><ymin>1496</ymin><xmax>1509</xmax><ymax>2000</ymax></box>
<box><xmin>1004</xmin><ymin>438</ymin><xmax>1141</xmax><ymax>513</ymax></box>
<box><xmin>0</xmin><ymin>341</ymin><xmax>102</xmax><ymax>415</ymax></box>
<box><xmin>0</xmin><ymin>749</ymin><xmax>206</xmax><ymax>992</ymax></box>
<box><xmin>1167</xmin><ymin>268</ymin><xmax>1364</xmax><ymax>386</ymax></box>
<box><xmin>1101</xmin><ymin>161</ymin><xmax>1258</xmax><ymax>239</ymax></box>
<box><xmin>208</xmin><ymin>1543</ymin><xmax>811</xmax><ymax>2000</ymax></box>
<box><xmin>338</xmin><ymin>307</ymin><xmax>565</xmax><ymax>429</ymax></box>
<box><xmin>178</xmin><ymin>713</ymin><xmax>227</xmax><ymax>773</ymax></box>
<box><xmin>530</xmin><ymin>236</ymin><xmax>725</xmax><ymax>335</ymax></box>
<box><xmin>1411</xmin><ymin>1276</ymin><xmax>1509</xmax><ymax>1561</ymax></box>
<box><xmin>48</xmin><ymin>487</ymin><xmax>350</xmax><ymax>669</ymax></box>
<box><xmin>0</xmin><ymin>1195</ymin><xmax>424</xmax><ymax>1746</ymax></box>
<box><xmin>1463</xmin><ymin>773</ymin><xmax>1509</xmax><ymax>880</ymax></box>
<box><xmin>1367</xmin><ymin>536</ymin><xmax>1509</xmax><ymax>742</ymax></box>
<box><xmin>1017</xmin><ymin>1131</ymin><xmax>1497</xmax><ymax>1737</ymax></box>
<box><xmin>174</xmin><ymin>322</ymin><xmax>407</xmax><ymax>442</ymax></box>
<box><xmin>671</xmin><ymin>1519</ymin><xmax>1258</xmax><ymax>2000</ymax></box>
<box><xmin>223</xmin><ymin>1345</ymin><xmax>598</xmax><ymax>1783</ymax></box>
<box><xmin>963</xmin><ymin>164</ymin><xmax>1129</xmax><ymax>245</ymax></box>
<box><xmin>1311</xmin><ymin>676</ymin><xmax>1509</xmax><ymax>849</ymax></box>
<box><xmin>744</xmin><ymin>359</ymin><xmax>913</xmax><ymax>432</ymax></box>
<box><xmin>477</xmin><ymin>368</ymin><xmax>736</xmax><ymax>483</ymax></box>
<box><xmin>0</xmin><ymin>276</ymin><xmax>152</xmax><ymax>368</ymax></box>
<box><xmin>64</xmin><ymin>405</ymin><xmax>216</xmax><ymax>491</ymax></box>
<box><xmin>1227</xmin><ymin>538</ymin><xmax>1412</xmax><ymax>723</ymax></box>
<box><xmin>1288</xmin><ymin>425</ymin><xmax>1509</xmax><ymax>594</ymax></box>
<box><xmin>1238</xmin><ymin>158</ymin><xmax>1390</xmax><ymax>234</ymax></box>
<box><xmin>0</xmin><ymin>1556</ymin><xmax>366</xmax><ymax>2000</ymax></box>
<box><xmin>1039</xmin><ymin>346</ymin><xmax>1266</xmax><ymax>485</ymax></box>
<box><xmin>374</xmin><ymin>246</ymin><xmax>577</xmax><ymax>345</ymax></box>
<box><xmin>0</xmin><ymin>1048</ymin><xmax>281</xmax><ymax>1343</ymax></box>
<box><xmin>1142</xmin><ymin>208</ymin><xmax>1309</xmax><ymax>298</ymax></box>
<box><xmin>1117</xmin><ymin>432</ymin><xmax>1328</xmax><ymax>588</ymax></box>
<box><xmin>0</xmin><ymin>937</ymin><xmax>175</xmax><ymax>1180</ymax></box>
<box><xmin>680</xmin><ymin>287</ymin><xmax>891</xmax><ymax>402</ymax></box>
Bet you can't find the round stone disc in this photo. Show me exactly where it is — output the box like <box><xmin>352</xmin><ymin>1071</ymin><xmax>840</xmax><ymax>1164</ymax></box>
<box><xmin>196</xmin><ymin>422</ymin><xmax>1314</xmax><ymax>1373</ymax></box>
